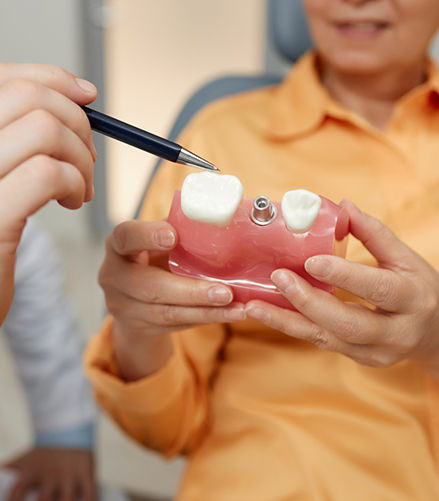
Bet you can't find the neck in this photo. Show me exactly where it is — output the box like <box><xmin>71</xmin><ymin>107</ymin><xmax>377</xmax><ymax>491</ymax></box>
<box><xmin>320</xmin><ymin>59</ymin><xmax>427</xmax><ymax>131</ymax></box>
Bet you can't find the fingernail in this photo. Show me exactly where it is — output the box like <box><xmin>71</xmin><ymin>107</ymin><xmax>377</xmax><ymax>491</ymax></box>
<box><xmin>305</xmin><ymin>257</ymin><xmax>332</xmax><ymax>277</ymax></box>
<box><xmin>245</xmin><ymin>307</ymin><xmax>268</xmax><ymax>322</ymax></box>
<box><xmin>154</xmin><ymin>228</ymin><xmax>175</xmax><ymax>248</ymax></box>
<box><xmin>76</xmin><ymin>78</ymin><xmax>97</xmax><ymax>94</ymax></box>
<box><xmin>224</xmin><ymin>305</ymin><xmax>246</xmax><ymax>322</ymax></box>
<box><xmin>208</xmin><ymin>285</ymin><xmax>233</xmax><ymax>305</ymax></box>
<box><xmin>271</xmin><ymin>270</ymin><xmax>294</xmax><ymax>293</ymax></box>
<box><xmin>341</xmin><ymin>198</ymin><xmax>360</xmax><ymax>213</ymax></box>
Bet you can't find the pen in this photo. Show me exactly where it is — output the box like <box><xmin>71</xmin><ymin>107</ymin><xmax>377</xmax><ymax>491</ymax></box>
<box><xmin>82</xmin><ymin>106</ymin><xmax>219</xmax><ymax>172</ymax></box>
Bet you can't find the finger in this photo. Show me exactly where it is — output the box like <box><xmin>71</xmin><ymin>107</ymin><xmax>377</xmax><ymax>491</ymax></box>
<box><xmin>244</xmin><ymin>299</ymin><xmax>364</xmax><ymax>353</ymax></box>
<box><xmin>0</xmin><ymin>79</ymin><xmax>96</xmax><ymax>160</ymax></box>
<box><xmin>110</xmin><ymin>290</ymin><xmax>247</xmax><ymax>332</ymax></box>
<box><xmin>340</xmin><ymin>199</ymin><xmax>416</xmax><ymax>271</ymax></box>
<box><xmin>245</xmin><ymin>299</ymin><xmax>402</xmax><ymax>367</ymax></box>
<box><xmin>269</xmin><ymin>268</ymin><xmax>387</xmax><ymax>344</ymax></box>
<box><xmin>110</xmin><ymin>220</ymin><xmax>178</xmax><ymax>256</ymax></box>
<box><xmin>7</xmin><ymin>477</ymin><xmax>35</xmax><ymax>501</ymax></box>
<box><xmin>37</xmin><ymin>480</ymin><xmax>58</xmax><ymax>501</ymax></box>
<box><xmin>0</xmin><ymin>62</ymin><xmax>97</xmax><ymax>106</ymax></box>
<box><xmin>100</xmin><ymin>254</ymin><xmax>235</xmax><ymax>307</ymax></box>
<box><xmin>304</xmin><ymin>254</ymin><xmax>422</xmax><ymax>312</ymax></box>
<box><xmin>0</xmin><ymin>156</ymin><xmax>85</xmax><ymax>236</ymax></box>
<box><xmin>58</xmin><ymin>478</ymin><xmax>75</xmax><ymax>501</ymax></box>
<box><xmin>76</xmin><ymin>475</ymin><xmax>96</xmax><ymax>501</ymax></box>
<box><xmin>0</xmin><ymin>110</ymin><xmax>93</xmax><ymax>200</ymax></box>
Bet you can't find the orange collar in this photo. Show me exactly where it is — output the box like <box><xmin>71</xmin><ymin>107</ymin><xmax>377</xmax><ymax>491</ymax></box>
<box><xmin>265</xmin><ymin>52</ymin><xmax>439</xmax><ymax>140</ymax></box>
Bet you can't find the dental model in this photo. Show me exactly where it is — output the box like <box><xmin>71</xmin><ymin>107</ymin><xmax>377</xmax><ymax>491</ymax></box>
<box><xmin>167</xmin><ymin>172</ymin><xmax>349</xmax><ymax>310</ymax></box>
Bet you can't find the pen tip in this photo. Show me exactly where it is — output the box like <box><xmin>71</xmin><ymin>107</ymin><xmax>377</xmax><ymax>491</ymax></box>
<box><xmin>177</xmin><ymin>148</ymin><xmax>219</xmax><ymax>172</ymax></box>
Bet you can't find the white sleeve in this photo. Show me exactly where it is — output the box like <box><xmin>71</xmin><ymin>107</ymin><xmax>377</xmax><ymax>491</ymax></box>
<box><xmin>2</xmin><ymin>218</ymin><xmax>96</xmax><ymax>435</ymax></box>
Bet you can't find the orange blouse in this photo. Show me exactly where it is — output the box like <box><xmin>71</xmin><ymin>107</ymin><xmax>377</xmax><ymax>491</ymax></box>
<box><xmin>85</xmin><ymin>53</ymin><xmax>439</xmax><ymax>500</ymax></box>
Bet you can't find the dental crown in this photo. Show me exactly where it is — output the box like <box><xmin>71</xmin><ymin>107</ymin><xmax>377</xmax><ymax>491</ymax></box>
<box><xmin>281</xmin><ymin>189</ymin><xmax>322</xmax><ymax>233</ymax></box>
<box><xmin>181</xmin><ymin>171</ymin><xmax>244</xmax><ymax>227</ymax></box>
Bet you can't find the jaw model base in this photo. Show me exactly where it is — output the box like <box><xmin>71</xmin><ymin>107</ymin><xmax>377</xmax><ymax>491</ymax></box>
<box><xmin>168</xmin><ymin>191</ymin><xmax>349</xmax><ymax>311</ymax></box>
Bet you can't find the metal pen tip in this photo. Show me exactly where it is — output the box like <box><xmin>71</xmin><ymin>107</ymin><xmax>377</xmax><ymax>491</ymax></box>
<box><xmin>177</xmin><ymin>147</ymin><xmax>220</xmax><ymax>172</ymax></box>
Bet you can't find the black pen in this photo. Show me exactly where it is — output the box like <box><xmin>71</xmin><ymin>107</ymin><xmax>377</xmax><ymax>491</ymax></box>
<box><xmin>82</xmin><ymin>107</ymin><xmax>219</xmax><ymax>172</ymax></box>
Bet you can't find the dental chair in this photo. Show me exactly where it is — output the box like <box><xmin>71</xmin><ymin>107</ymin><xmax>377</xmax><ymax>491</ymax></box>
<box><xmin>135</xmin><ymin>0</ymin><xmax>313</xmax><ymax>217</ymax></box>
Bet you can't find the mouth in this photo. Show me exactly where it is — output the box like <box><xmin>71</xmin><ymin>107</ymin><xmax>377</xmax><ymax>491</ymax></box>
<box><xmin>334</xmin><ymin>20</ymin><xmax>390</xmax><ymax>39</ymax></box>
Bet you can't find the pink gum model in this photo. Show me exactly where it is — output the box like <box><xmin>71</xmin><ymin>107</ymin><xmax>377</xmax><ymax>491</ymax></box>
<box><xmin>168</xmin><ymin>191</ymin><xmax>349</xmax><ymax>310</ymax></box>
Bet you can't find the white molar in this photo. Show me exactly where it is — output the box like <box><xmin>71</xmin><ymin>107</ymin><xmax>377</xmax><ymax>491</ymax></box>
<box><xmin>281</xmin><ymin>189</ymin><xmax>322</xmax><ymax>233</ymax></box>
<box><xmin>181</xmin><ymin>171</ymin><xmax>244</xmax><ymax>227</ymax></box>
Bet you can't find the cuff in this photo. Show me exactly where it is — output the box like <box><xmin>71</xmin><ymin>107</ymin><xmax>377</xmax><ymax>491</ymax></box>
<box><xmin>35</xmin><ymin>422</ymin><xmax>95</xmax><ymax>449</ymax></box>
<box><xmin>84</xmin><ymin>316</ymin><xmax>187</xmax><ymax>416</ymax></box>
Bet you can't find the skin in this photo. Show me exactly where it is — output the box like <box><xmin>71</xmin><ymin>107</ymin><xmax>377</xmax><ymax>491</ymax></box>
<box><xmin>305</xmin><ymin>0</ymin><xmax>439</xmax><ymax>130</ymax></box>
<box><xmin>0</xmin><ymin>62</ymin><xmax>97</xmax><ymax>326</ymax></box>
<box><xmin>101</xmin><ymin>0</ymin><xmax>439</xmax><ymax>381</ymax></box>
<box><xmin>4</xmin><ymin>449</ymin><xmax>95</xmax><ymax>501</ymax></box>
<box><xmin>0</xmin><ymin>64</ymin><xmax>97</xmax><ymax>497</ymax></box>
<box><xmin>246</xmin><ymin>0</ymin><xmax>439</xmax><ymax>378</ymax></box>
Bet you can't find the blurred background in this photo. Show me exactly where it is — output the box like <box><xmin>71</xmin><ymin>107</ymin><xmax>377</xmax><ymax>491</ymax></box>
<box><xmin>0</xmin><ymin>0</ymin><xmax>438</xmax><ymax>499</ymax></box>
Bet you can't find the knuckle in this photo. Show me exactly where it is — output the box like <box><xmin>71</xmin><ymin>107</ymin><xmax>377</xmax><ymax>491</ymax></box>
<box><xmin>141</xmin><ymin>278</ymin><xmax>161</xmax><ymax>303</ymax></box>
<box><xmin>43</xmin><ymin>64</ymin><xmax>70</xmax><ymax>85</ymax></box>
<box><xmin>331</xmin><ymin>314</ymin><xmax>359</xmax><ymax>342</ymax></box>
<box><xmin>5</xmin><ymin>78</ymin><xmax>41</xmax><ymax>103</ymax></box>
<box><xmin>26</xmin><ymin>155</ymin><xmax>60</xmax><ymax>189</ymax></box>
<box><xmin>271</xmin><ymin>314</ymin><xmax>290</xmax><ymax>335</ymax></box>
<box><xmin>293</xmin><ymin>289</ymin><xmax>314</xmax><ymax>311</ymax></box>
<box><xmin>416</xmin><ymin>284</ymin><xmax>439</xmax><ymax>319</ymax></box>
<box><xmin>111</xmin><ymin>223</ymin><xmax>129</xmax><ymax>254</ymax></box>
<box><xmin>399</xmin><ymin>335</ymin><xmax>420</xmax><ymax>354</ymax></box>
<box><xmin>28</xmin><ymin>108</ymin><xmax>62</xmax><ymax>143</ymax></box>
<box><xmin>368</xmin><ymin>351</ymin><xmax>399</xmax><ymax>369</ymax></box>
<box><xmin>97</xmin><ymin>263</ymin><xmax>109</xmax><ymax>289</ymax></box>
<box><xmin>104</xmin><ymin>296</ymin><xmax>120</xmax><ymax>317</ymax></box>
<box><xmin>160</xmin><ymin>305</ymin><xmax>178</xmax><ymax>326</ymax></box>
<box><xmin>369</xmin><ymin>273</ymin><xmax>395</xmax><ymax>305</ymax></box>
<box><xmin>309</xmin><ymin>325</ymin><xmax>330</xmax><ymax>348</ymax></box>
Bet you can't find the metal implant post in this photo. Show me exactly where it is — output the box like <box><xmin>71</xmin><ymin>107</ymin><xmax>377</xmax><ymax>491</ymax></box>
<box><xmin>251</xmin><ymin>195</ymin><xmax>277</xmax><ymax>225</ymax></box>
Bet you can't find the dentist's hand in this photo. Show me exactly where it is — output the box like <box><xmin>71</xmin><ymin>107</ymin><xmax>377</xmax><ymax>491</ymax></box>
<box><xmin>0</xmin><ymin>62</ymin><xmax>97</xmax><ymax>325</ymax></box>
<box><xmin>99</xmin><ymin>219</ymin><xmax>246</xmax><ymax>381</ymax></box>
<box><xmin>4</xmin><ymin>449</ymin><xmax>96</xmax><ymax>501</ymax></box>
<box><xmin>246</xmin><ymin>200</ymin><xmax>439</xmax><ymax>379</ymax></box>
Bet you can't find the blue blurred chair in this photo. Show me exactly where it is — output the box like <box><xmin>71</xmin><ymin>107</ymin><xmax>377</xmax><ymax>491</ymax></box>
<box><xmin>135</xmin><ymin>0</ymin><xmax>313</xmax><ymax>217</ymax></box>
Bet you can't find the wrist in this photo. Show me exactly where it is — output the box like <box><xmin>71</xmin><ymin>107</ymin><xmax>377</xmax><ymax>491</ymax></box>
<box><xmin>35</xmin><ymin>422</ymin><xmax>95</xmax><ymax>450</ymax></box>
<box><xmin>112</xmin><ymin>320</ymin><xmax>173</xmax><ymax>381</ymax></box>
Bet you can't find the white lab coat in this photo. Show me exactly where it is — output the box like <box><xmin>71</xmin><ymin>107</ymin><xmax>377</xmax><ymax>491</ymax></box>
<box><xmin>1</xmin><ymin>219</ymin><xmax>95</xmax><ymax>444</ymax></box>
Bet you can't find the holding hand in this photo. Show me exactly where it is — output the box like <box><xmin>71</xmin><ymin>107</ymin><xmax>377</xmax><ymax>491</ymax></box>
<box><xmin>0</xmin><ymin>62</ymin><xmax>97</xmax><ymax>325</ymax></box>
<box><xmin>99</xmin><ymin>219</ymin><xmax>246</xmax><ymax>381</ymax></box>
<box><xmin>4</xmin><ymin>449</ymin><xmax>95</xmax><ymax>501</ymax></box>
<box><xmin>246</xmin><ymin>200</ymin><xmax>439</xmax><ymax>377</ymax></box>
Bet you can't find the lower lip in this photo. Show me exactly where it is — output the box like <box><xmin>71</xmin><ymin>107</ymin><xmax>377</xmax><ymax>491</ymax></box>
<box><xmin>335</xmin><ymin>23</ymin><xmax>388</xmax><ymax>40</ymax></box>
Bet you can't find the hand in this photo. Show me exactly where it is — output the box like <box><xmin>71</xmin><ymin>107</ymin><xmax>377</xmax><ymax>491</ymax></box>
<box><xmin>0</xmin><ymin>62</ymin><xmax>98</xmax><ymax>325</ymax></box>
<box><xmin>99</xmin><ymin>219</ymin><xmax>246</xmax><ymax>380</ymax></box>
<box><xmin>245</xmin><ymin>200</ymin><xmax>439</xmax><ymax>377</ymax></box>
<box><xmin>3</xmin><ymin>449</ymin><xmax>95</xmax><ymax>501</ymax></box>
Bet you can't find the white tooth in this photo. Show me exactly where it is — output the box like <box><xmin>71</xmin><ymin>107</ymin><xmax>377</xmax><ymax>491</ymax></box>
<box><xmin>181</xmin><ymin>171</ymin><xmax>244</xmax><ymax>227</ymax></box>
<box><xmin>281</xmin><ymin>189</ymin><xmax>322</xmax><ymax>233</ymax></box>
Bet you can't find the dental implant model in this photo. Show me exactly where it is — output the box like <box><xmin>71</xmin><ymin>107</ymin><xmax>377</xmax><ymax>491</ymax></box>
<box><xmin>167</xmin><ymin>172</ymin><xmax>349</xmax><ymax>310</ymax></box>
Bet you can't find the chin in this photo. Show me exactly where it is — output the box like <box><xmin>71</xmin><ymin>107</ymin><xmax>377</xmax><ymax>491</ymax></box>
<box><xmin>320</xmin><ymin>49</ymin><xmax>392</xmax><ymax>75</ymax></box>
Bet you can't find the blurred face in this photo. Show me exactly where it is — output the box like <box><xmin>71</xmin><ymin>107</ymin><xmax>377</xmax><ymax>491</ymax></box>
<box><xmin>303</xmin><ymin>0</ymin><xmax>439</xmax><ymax>74</ymax></box>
